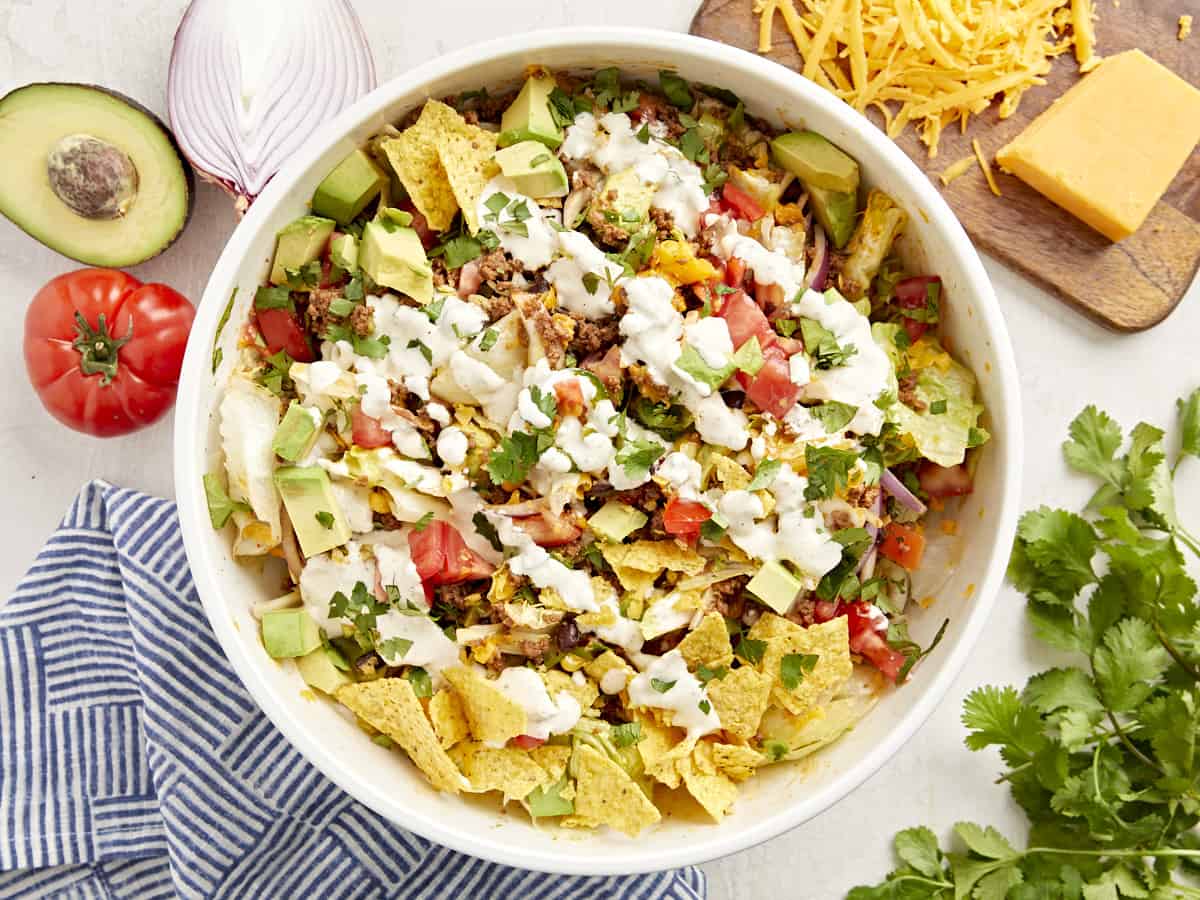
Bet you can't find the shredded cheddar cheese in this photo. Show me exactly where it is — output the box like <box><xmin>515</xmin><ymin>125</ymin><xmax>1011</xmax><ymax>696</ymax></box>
<box><xmin>1181</xmin><ymin>15</ymin><xmax>1193</xmax><ymax>41</ymax></box>
<box><xmin>938</xmin><ymin>154</ymin><xmax>976</xmax><ymax>186</ymax></box>
<box><xmin>755</xmin><ymin>0</ymin><xmax>1101</xmax><ymax>157</ymax></box>
<box><xmin>972</xmin><ymin>139</ymin><xmax>1002</xmax><ymax>196</ymax></box>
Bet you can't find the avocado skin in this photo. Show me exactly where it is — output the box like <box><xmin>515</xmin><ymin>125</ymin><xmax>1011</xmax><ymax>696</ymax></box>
<box><xmin>0</xmin><ymin>82</ymin><xmax>195</xmax><ymax>266</ymax></box>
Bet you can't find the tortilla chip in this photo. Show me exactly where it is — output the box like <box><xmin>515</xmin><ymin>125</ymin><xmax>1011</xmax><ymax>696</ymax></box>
<box><xmin>563</xmin><ymin>744</ymin><xmax>661</xmax><ymax>837</ymax></box>
<box><xmin>428</xmin><ymin>688</ymin><xmax>470</xmax><ymax>749</ymax></box>
<box><xmin>635</xmin><ymin>713</ymin><xmax>691</xmax><ymax>789</ymax></box>
<box><xmin>711</xmin><ymin>456</ymin><xmax>751</xmax><ymax>490</ymax></box>
<box><xmin>706</xmin><ymin>665</ymin><xmax>772</xmax><ymax>742</ymax></box>
<box><xmin>678</xmin><ymin>612</ymin><xmax>734</xmax><ymax>671</ymax></box>
<box><xmin>444</xmin><ymin>666</ymin><xmax>527</xmax><ymax>746</ymax></box>
<box><xmin>530</xmin><ymin>744</ymin><xmax>572</xmax><ymax>783</ymax></box>
<box><xmin>602</xmin><ymin>541</ymin><xmax>707</xmax><ymax>575</ymax></box>
<box><xmin>609</xmin><ymin>565</ymin><xmax>660</xmax><ymax>597</ymax></box>
<box><xmin>712</xmin><ymin>742</ymin><xmax>765</xmax><ymax>782</ymax></box>
<box><xmin>383</xmin><ymin>100</ymin><xmax>474</xmax><ymax>231</ymax></box>
<box><xmin>748</xmin><ymin>615</ymin><xmax>853</xmax><ymax>716</ymax></box>
<box><xmin>337</xmin><ymin>679</ymin><xmax>466</xmax><ymax>794</ymax></box>
<box><xmin>438</xmin><ymin>131</ymin><xmax>499</xmax><ymax>234</ymax></box>
<box><xmin>584</xmin><ymin>650</ymin><xmax>633</xmax><ymax>693</ymax></box>
<box><xmin>542</xmin><ymin>669</ymin><xmax>599</xmax><ymax>713</ymax></box>
<box><xmin>450</xmin><ymin>742</ymin><xmax>552</xmax><ymax>802</ymax></box>
<box><xmin>678</xmin><ymin>751</ymin><xmax>739</xmax><ymax>822</ymax></box>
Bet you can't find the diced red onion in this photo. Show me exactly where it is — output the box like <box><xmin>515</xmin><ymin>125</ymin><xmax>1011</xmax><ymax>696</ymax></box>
<box><xmin>881</xmin><ymin>468</ymin><xmax>928</xmax><ymax>515</ymax></box>
<box><xmin>858</xmin><ymin>490</ymin><xmax>883</xmax><ymax>580</ymax></box>
<box><xmin>168</xmin><ymin>0</ymin><xmax>375</xmax><ymax>214</ymax></box>
<box><xmin>806</xmin><ymin>224</ymin><xmax>830</xmax><ymax>292</ymax></box>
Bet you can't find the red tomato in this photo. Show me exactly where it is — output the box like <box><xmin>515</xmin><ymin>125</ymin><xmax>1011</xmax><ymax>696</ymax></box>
<box><xmin>510</xmin><ymin>734</ymin><xmax>545</xmax><ymax>750</ymax></box>
<box><xmin>409</xmin><ymin>521</ymin><xmax>496</xmax><ymax>586</ymax></box>
<box><xmin>721</xmin><ymin>182</ymin><xmax>765</xmax><ymax>221</ymax></box>
<box><xmin>717</xmin><ymin>290</ymin><xmax>774</xmax><ymax>351</ymax></box>
<box><xmin>725</xmin><ymin>257</ymin><xmax>747</xmax><ymax>288</ymax></box>
<box><xmin>918</xmin><ymin>461</ymin><xmax>973</xmax><ymax>498</ymax></box>
<box><xmin>662</xmin><ymin>496</ymin><xmax>713</xmax><ymax>544</ymax></box>
<box><xmin>553</xmin><ymin>378</ymin><xmax>585</xmax><ymax>418</ymax></box>
<box><xmin>744</xmin><ymin>346</ymin><xmax>802</xmax><ymax>419</ymax></box>
<box><xmin>894</xmin><ymin>275</ymin><xmax>940</xmax><ymax>309</ymax></box>
<box><xmin>879</xmin><ymin>522</ymin><xmax>926</xmax><ymax>570</ymax></box>
<box><xmin>903</xmin><ymin>318</ymin><xmax>928</xmax><ymax>344</ymax></box>
<box><xmin>512</xmin><ymin>513</ymin><xmax>582</xmax><ymax>547</ymax></box>
<box><xmin>845</xmin><ymin>602</ymin><xmax>907</xmax><ymax>681</ymax></box>
<box><xmin>399</xmin><ymin>200</ymin><xmax>437</xmax><ymax>249</ymax></box>
<box><xmin>255</xmin><ymin>307</ymin><xmax>315</xmax><ymax>362</ymax></box>
<box><xmin>24</xmin><ymin>268</ymin><xmax>194</xmax><ymax>437</ymax></box>
<box><xmin>351</xmin><ymin>406</ymin><xmax>392</xmax><ymax>448</ymax></box>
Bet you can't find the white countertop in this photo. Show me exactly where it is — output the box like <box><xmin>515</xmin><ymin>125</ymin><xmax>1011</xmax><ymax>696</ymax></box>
<box><xmin>3</xmin><ymin>2</ymin><xmax>1197</xmax><ymax>897</ymax></box>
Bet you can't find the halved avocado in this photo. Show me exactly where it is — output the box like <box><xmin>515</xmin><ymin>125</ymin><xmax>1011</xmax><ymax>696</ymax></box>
<box><xmin>0</xmin><ymin>83</ymin><xmax>194</xmax><ymax>267</ymax></box>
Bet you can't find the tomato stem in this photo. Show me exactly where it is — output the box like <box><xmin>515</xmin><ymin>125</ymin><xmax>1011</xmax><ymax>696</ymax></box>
<box><xmin>72</xmin><ymin>311</ymin><xmax>132</xmax><ymax>385</ymax></box>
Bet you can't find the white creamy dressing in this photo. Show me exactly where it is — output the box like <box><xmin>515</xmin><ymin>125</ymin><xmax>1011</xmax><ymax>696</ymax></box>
<box><xmin>329</xmin><ymin>479</ymin><xmax>374</xmax><ymax>533</ymax></box>
<box><xmin>373</xmin><ymin>544</ymin><xmax>427</xmax><ymax>610</ymax></box>
<box><xmin>545</xmin><ymin>230</ymin><xmax>626</xmax><ymax>319</ymax></box>
<box><xmin>656</xmin><ymin>451</ymin><xmax>703</xmax><ymax>501</ymax></box>
<box><xmin>435</xmin><ymin>426</ymin><xmax>468</xmax><ymax>467</ymax></box>
<box><xmin>298</xmin><ymin>541</ymin><xmax>377</xmax><ymax>636</ymax></box>
<box><xmin>710</xmin><ymin>216</ymin><xmax>806</xmax><ymax>299</ymax></box>
<box><xmin>599</xmin><ymin>668</ymin><xmax>630</xmax><ymax>695</ymax></box>
<box><xmin>475</xmin><ymin>178</ymin><xmax>560</xmax><ymax>270</ymax></box>
<box><xmin>492</xmin><ymin>667</ymin><xmax>581</xmax><ymax>743</ymax></box>
<box><xmin>374</xmin><ymin>610</ymin><xmax>461</xmax><ymax>686</ymax></box>
<box><xmin>640</xmin><ymin>593</ymin><xmax>694</xmax><ymax>640</ymax></box>
<box><xmin>627</xmin><ymin>649</ymin><xmax>720</xmax><ymax>740</ymax></box>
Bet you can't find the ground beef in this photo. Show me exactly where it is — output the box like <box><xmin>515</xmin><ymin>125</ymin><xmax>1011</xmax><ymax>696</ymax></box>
<box><xmin>613</xmin><ymin>480</ymin><xmax>663</xmax><ymax>513</ymax></box>
<box><xmin>587</xmin><ymin>200</ymin><xmax>631</xmax><ymax>249</ymax></box>
<box><xmin>570</xmin><ymin>165</ymin><xmax>601</xmax><ymax>192</ymax></box>
<box><xmin>718</xmin><ymin>136</ymin><xmax>760</xmax><ymax>170</ymax></box>
<box><xmin>649</xmin><ymin>207</ymin><xmax>677</xmax><ymax>241</ymax></box>
<box><xmin>515</xmin><ymin>292</ymin><xmax>567</xmax><ymax>368</ymax></box>
<box><xmin>898</xmin><ymin>373</ymin><xmax>926</xmax><ymax>411</ymax></box>
<box><xmin>829</xmin><ymin>508</ymin><xmax>855</xmax><ymax>531</ymax></box>
<box><xmin>434</xmin><ymin>580</ymin><xmax>489</xmax><ymax>610</ymax></box>
<box><xmin>374</xmin><ymin>512</ymin><xmax>402</xmax><ymax>530</ymax></box>
<box><xmin>629</xmin><ymin>92</ymin><xmax>686</xmax><ymax>140</ymax></box>
<box><xmin>566</xmin><ymin>313</ymin><xmax>620</xmax><ymax>358</ymax></box>
<box><xmin>430</xmin><ymin>256</ymin><xmax>451</xmax><ymax>289</ymax></box>
<box><xmin>349</xmin><ymin>303</ymin><xmax>374</xmax><ymax>337</ymax></box>
<box><xmin>389</xmin><ymin>384</ymin><xmax>438</xmax><ymax>435</ymax></box>
<box><xmin>711</xmin><ymin>575</ymin><xmax>750</xmax><ymax>620</ymax></box>
<box><xmin>472</xmin><ymin>292</ymin><xmax>515</xmax><ymax>322</ymax></box>
<box><xmin>785</xmin><ymin>595</ymin><xmax>817</xmax><ymax>627</ymax></box>
<box><xmin>846</xmin><ymin>484</ymin><xmax>881</xmax><ymax>510</ymax></box>
<box><xmin>478</xmin><ymin>249</ymin><xmax>522</xmax><ymax>285</ymax></box>
<box><xmin>304</xmin><ymin>288</ymin><xmax>338</xmax><ymax>336</ymax></box>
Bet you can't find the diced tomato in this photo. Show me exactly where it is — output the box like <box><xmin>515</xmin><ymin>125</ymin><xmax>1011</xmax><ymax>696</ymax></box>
<box><xmin>512</xmin><ymin>512</ymin><xmax>582</xmax><ymax>547</ymax></box>
<box><xmin>662</xmin><ymin>496</ymin><xmax>713</xmax><ymax>544</ymax></box>
<box><xmin>722</xmin><ymin>182</ymin><xmax>765</xmax><ymax>221</ymax></box>
<box><xmin>773</xmin><ymin>335</ymin><xmax>805</xmax><ymax>357</ymax></box>
<box><xmin>725</xmin><ymin>257</ymin><xmax>747</xmax><ymax>288</ymax></box>
<box><xmin>409</xmin><ymin>521</ymin><xmax>496</xmax><ymax>586</ymax></box>
<box><xmin>351</xmin><ymin>406</ymin><xmax>392</xmax><ymax>448</ymax></box>
<box><xmin>399</xmin><ymin>200</ymin><xmax>437</xmax><ymax>250</ymax></box>
<box><xmin>717</xmin><ymin>290</ymin><xmax>774</xmax><ymax>351</ymax></box>
<box><xmin>903</xmin><ymin>318</ymin><xmax>928</xmax><ymax>344</ymax></box>
<box><xmin>894</xmin><ymin>275</ymin><xmax>941</xmax><ymax>309</ymax></box>
<box><xmin>844</xmin><ymin>602</ymin><xmax>907</xmax><ymax>681</ymax></box>
<box><xmin>553</xmin><ymin>378</ymin><xmax>585</xmax><ymax>418</ymax></box>
<box><xmin>879</xmin><ymin>522</ymin><xmax>926</xmax><ymax>570</ymax></box>
<box><xmin>255</xmin><ymin>307</ymin><xmax>314</xmax><ymax>362</ymax></box>
<box><xmin>510</xmin><ymin>734</ymin><xmax>545</xmax><ymax>750</ymax></box>
<box><xmin>744</xmin><ymin>346</ymin><xmax>802</xmax><ymax>419</ymax></box>
<box><xmin>918</xmin><ymin>461</ymin><xmax>973</xmax><ymax>498</ymax></box>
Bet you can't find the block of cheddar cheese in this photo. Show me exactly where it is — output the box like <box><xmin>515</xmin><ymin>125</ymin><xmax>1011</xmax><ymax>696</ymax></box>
<box><xmin>997</xmin><ymin>50</ymin><xmax>1200</xmax><ymax>242</ymax></box>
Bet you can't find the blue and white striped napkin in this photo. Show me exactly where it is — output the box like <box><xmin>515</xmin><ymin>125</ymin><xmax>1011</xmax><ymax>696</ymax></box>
<box><xmin>0</xmin><ymin>481</ymin><xmax>706</xmax><ymax>899</ymax></box>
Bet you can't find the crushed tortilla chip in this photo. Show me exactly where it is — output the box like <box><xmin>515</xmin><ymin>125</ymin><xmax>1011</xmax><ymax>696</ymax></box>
<box><xmin>563</xmin><ymin>744</ymin><xmax>661</xmax><ymax>836</ymax></box>
<box><xmin>636</xmin><ymin>714</ymin><xmax>689</xmax><ymax>789</ymax></box>
<box><xmin>748</xmin><ymin>614</ymin><xmax>853</xmax><ymax>716</ymax></box>
<box><xmin>428</xmin><ymin>688</ymin><xmax>470</xmax><ymax>749</ymax></box>
<box><xmin>383</xmin><ymin>100</ymin><xmax>471</xmax><ymax>231</ymax></box>
<box><xmin>542</xmin><ymin>669</ymin><xmax>599</xmax><ymax>713</ymax></box>
<box><xmin>601</xmin><ymin>541</ymin><xmax>706</xmax><ymax>576</ymax></box>
<box><xmin>711</xmin><ymin>456</ymin><xmax>752</xmax><ymax>490</ymax></box>
<box><xmin>450</xmin><ymin>742</ymin><xmax>552</xmax><ymax>802</ymax></box>
<box><xmin>712</xmin><ymin>742</ymin><xmax>765</xmax><ymax>782</ymax></box>
<box><xmin>678</xmin><ymin>746</ymin><xmax>739</xmax><ymax>822</ymax></box>
<box><xmin>584</xmin><ymin>650</ymin><xmax>633</xmax><ymax>691</ymax></box>
<box><xmin>705</xmin><ymin>665</ymin><xmax>773</xmax><ymax>742</ymax></box>
<box><xmin>678</xmin><ymin>612</ymin><xmax>735</xmax><ymax>671</ymax></box>
<box><xmin>530</xmin><ymin>744</ymin><xmax>572</xmax><ymax>783</ymax></box>
<box><xmin>437</xmin><ymin>129</ymin><xmax>499</xmax><ymax>234</ymax></box>
<box><xmin>444</xmin><ymin>666</ymin><xmax>527</xmax><ymax>746</ymax></box>
<box><xmin>337</xmin><ymin>679</ymin><xmax>467</xmax><ymax>794</ymax></box>
<box><xmin>607</xmin><ymin>564</ymin><xmax>659</xmax><ymax>598</ymax></box>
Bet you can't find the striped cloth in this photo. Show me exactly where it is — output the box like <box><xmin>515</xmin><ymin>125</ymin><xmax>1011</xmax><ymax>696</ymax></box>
<box><xmin>0</xmin><ymin>481</ymin><xmax>706</xmax><ymax>899</ymax></box>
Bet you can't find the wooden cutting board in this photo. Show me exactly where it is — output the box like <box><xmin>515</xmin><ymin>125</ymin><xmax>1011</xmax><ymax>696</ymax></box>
<box><xmin>691</xmin><ymin>0</ymin><xmax>1200</xmax><ymax>331</ymax></box>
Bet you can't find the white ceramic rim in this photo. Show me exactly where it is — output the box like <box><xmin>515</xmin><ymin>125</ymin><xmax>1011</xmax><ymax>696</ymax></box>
<box><xmin>175</xmin><ymin>26</ymin><xmax>1023</xmax><ymax>875</ymax></box>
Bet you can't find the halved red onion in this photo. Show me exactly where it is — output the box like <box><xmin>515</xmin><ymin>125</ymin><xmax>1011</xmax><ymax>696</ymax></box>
<box><xmin>804</xmin><ymin>223</ymin><xmax>830</xmax><ymax>292</ymax></box>
<box><xmin>168</xmin><ymin>0</ymin><xmax>375</xmax><ymax>214</ymax></box>
<box><xmin>881</xmin><ymin>468</ymin><xmax>928</xmax><ymax>515</ymax></box>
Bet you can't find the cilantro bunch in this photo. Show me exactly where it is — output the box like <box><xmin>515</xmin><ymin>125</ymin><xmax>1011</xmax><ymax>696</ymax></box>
<box><xmin>850</xmin><ymin>392</ymin><xmax>1200</xmax><ymax>900</ymax></box>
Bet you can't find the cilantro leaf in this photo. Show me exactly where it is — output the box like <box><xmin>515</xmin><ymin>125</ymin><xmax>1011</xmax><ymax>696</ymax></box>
<box><xmin>810</xmin><ymin>401</ymin><xmax>859</xmax><ymax>433</ymax></box>
<box><xmin>406</xmin><ymin>667</ymin><xmax>433</xmax><ymax>698</ymax></box>
<box><xmin>485</xmin><ymin>430</ymin><xmax>549</xmax><ymax>488</ymax></box>
<box><xmin>696</xmin><ymin>664</ymin><xmax>727</xmax><ymax>685</ymax></box>
<box><xmin>377</xmin><ymin>637</ymin><xmax>412</xmax><ymax>661</ymax></box>
<box><xmin>780</xmin><ymin>652</ymin><xmax>819</xmax><ymax>690</ymax></box>
<box><xmin>472</xmin><ymin>511</ymin><xmax>503</xmax><ymax>552</ymax></box>
<box><xmin>746</xmin><ymin>458</ymin><xmax>782</xmax><ymax>492</ymax></box>
<box><xmin>650</xmin><ymin>678</ymin><xmax>676</xmax><ymax>694</ymax></box>
<box><xmin>254</xmin><ymin>285</ymin><xmax>293</xmax><ymax>311</ymax></box>
<box><xmin>961</xmin><ymin>685</ymin><xmax>1045</xmax><ymax>764</ymax></box>
<box><xmin>893</xmin><ymin>826</ymin><xmax>945</xmax><ymax>879</ymax></box>
<box><xmin>803</xmin><ymin>445</ymin><xmax>858</xmax><ymax>500</ymax></box>
<box><xmin>315</xmin><ymin>510</ymin><xmax>334</xmax><ymax>529</ymax></box>
<box><xmin>1007</xmin><ymin>507</ymin><xmax>1098</xmax><ymax>606</ymax></box>
<box><xmin>658</xmin><ymin>70</ymin><xmax>694</xmax><ymax>109</ymax></box>
<box><xmin>614</xmin><ymin>434</ymin><xmax>665</xmax><ymax>478</ymax></box>
<box><xmin>735</xmin><ymin>636</ymin><xmax>766</xmax><ymax>665</ymax></box>
<box><xmin>1062</xmin><ymin>404</ymin><xmax>1125</xmax><ymax>488</ymax></box>
<box><xmin>1177</xmin><ymin>388</ymin><xmax>1200</xmax><ymax>463</ymax></box>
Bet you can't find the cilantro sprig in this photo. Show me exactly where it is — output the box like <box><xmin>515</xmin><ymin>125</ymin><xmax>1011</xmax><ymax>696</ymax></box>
<box><xmin>850</xmin><ymin>391</ymin><xmax>1200</xmax><ymax>900</ymax></box>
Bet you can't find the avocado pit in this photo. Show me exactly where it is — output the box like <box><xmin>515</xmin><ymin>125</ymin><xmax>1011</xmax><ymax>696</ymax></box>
<box><xmin>47</xmin><ymin>133</ymin><xmax>139</xmax><ymax>220</ymax></box>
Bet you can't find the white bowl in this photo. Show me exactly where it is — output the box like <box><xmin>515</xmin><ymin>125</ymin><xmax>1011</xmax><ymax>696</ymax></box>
<box><xmin>175</xmin><ymin>27</ymin><xmax>1023</xmax><ymax>876</ymax></box>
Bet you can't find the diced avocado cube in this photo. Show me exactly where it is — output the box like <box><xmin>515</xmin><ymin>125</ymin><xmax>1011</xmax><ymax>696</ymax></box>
<box><xmin>295</xmin><ymin>645</ymin><xmax>353</xmax><ymax>694</ymax></box>
<box><xmin>312</xmin><ymin>147</ymin><xmax>387</xmax><ymax>225</ymax></box>
<box><xmin>330</xmin><ymin>232</ymin><xmax>359</xmax><ymax>273</ymax></box>
<box><xmin>261</xmin><ymin>608</ymin><xmax>323</xmax><ymax>659</ymax></box>
<box><xmin>499</xmin><ymin>74</ymin><xmax>563</xmax><ymax>150</ymax></box>
<box><xmin>746</xmin><ymin>561</ymin><xmax>803</xmax><ymax>615</ymax></box>
<box><xmin>359</xmin><ymin>214</ymin><xmax>433</xmax><ymax>304</ymax></box>
<box><xmin>493</xmin><ymin>140</ymin><xmax>569</xmax><ymax>199</ymax></box>
<box><xmin>589</xmin><ymin>501</ymin><xmax>648</xmax><ymax>543</ymax></box>
<box><xmin>525</xmin><ymin>775</ymin><xmax>574</xmax><ymax>817</ymax></box>
<box><xmin>771</xmin><ymin>131</ymin><xmax>860</xmax><ymax>195</ymax></box>
<box><xmin>590</xmin><ymin>169</ymin><xmax>655</xmax><ymax>226</ymax></box>
<box><xmin>272</xmin><ymin>402</ymin><xmax>322</xmax><ymax>462</ymax></box>
<box><xmin>269</xmin><ymin>215</ymin><xmax>336</xmax><ymax>286</ymax></box>
<box><xmin>807</xmin><ymin>184</ymin><xmax>857</xmax><ymax>249</ymax></box>
<box><xmin>273</xmin><ymin>465</ymin><xmax>351</xmax><ymax>557</ymax></box>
